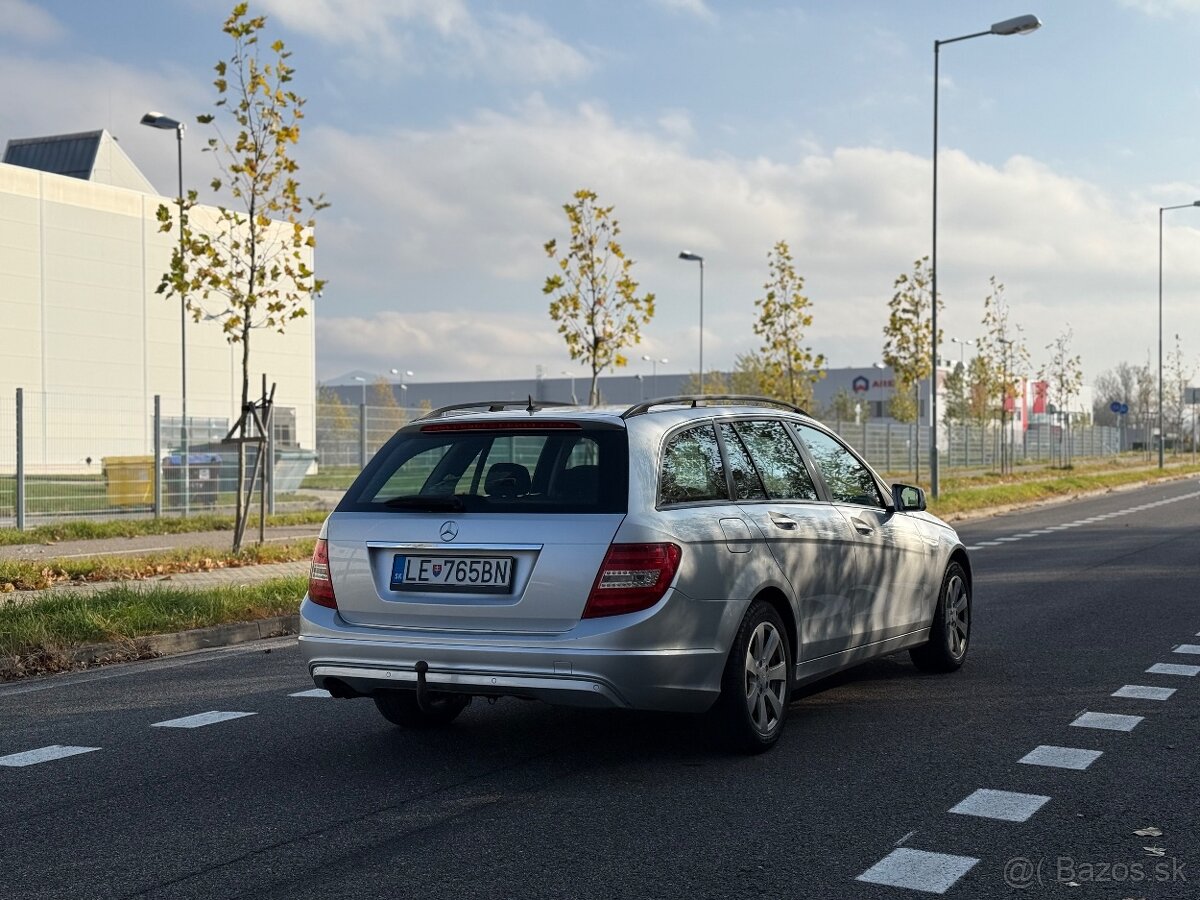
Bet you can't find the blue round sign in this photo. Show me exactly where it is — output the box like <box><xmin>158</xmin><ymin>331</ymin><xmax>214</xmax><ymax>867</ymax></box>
<box><xmin>1109</xmin><ymin>401</ymin><xmax>1121</xmax><ymax>414</ymax></box>
<box><xmin>1120</xmin><ymin>403</ymin><xmax>1129</xmax><ymax>415</ymax></box>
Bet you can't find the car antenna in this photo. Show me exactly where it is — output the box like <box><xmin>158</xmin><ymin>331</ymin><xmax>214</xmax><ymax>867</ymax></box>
<box><xmin>527</xmin><ymin>394</ymin><xmax>536</xmax><ymax>415</ymax></box>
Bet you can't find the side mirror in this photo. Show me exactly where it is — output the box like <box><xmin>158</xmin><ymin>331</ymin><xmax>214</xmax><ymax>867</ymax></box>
<box><xmin>892</xmin><ymin>483</ymin><xmax>926</xmax><ymax>512</ymax></box>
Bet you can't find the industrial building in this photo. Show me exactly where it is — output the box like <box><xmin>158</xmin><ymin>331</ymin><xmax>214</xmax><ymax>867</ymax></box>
<box><xmin>0</xmin><ymin>129</ymin><xmax>315</xmax><ymax>472</ymax></box>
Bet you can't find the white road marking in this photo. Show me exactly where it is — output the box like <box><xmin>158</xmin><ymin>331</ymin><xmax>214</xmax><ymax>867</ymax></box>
<box><xmin>150</xmin><ymin>711</ymin><xmax>256</xmax><ymax>729</ymax></box>
<box><xmin>289</xmin><ymin>688</ymin><xmax>331</xmax><ymax>698</ymax></box>
<box><xmin>1018</xmin><ymin>745</ymin><xmax>1102</xmax><ymax>771</ymax></box>
<box><xmin>0</xmin><ymin>745</ymin><xmax>100</xmax><ymax>767</ymax></box>
<box><xmin>1147</xmin><ymin>663</ymin><xmax>1200</xmax><ymax>676</ymax></box>
<box><xmin>1070</xmin><ymin>711</ymin><xmax>1143</xmax><ymax>732</ymax></box>
<box><xmin>950</xmin><ymin>788</ymin><xmax>1049</xmax><ymax>822</ymax></box>
<box><xmin>1029</xmin><ymin>529</ymin><xmax>1055</xmax><ymax>535</ymax></box>
<box><xmin>995</xmin><ymin>537</ymin><xmax>1021</xmax><ymax>542</ymax></box>
<box><xmin>856</xmin><ymin>848</ymin><xmax>979</xmax><ymax>894</ymax></box>
<box><xmin>1173</xmin><ymin>644</ymin><xmax>1200</xmax><ymax>655</ymax></box>
<box><xmin>1112</xmin><ymin>685</ymin><xmax>1176</xmax><ymax>701</ymax></box>
<box><xmin>1014</xmin><ymin>532</ymin><xmax>1039</xmax><ymax>538</ymax></box>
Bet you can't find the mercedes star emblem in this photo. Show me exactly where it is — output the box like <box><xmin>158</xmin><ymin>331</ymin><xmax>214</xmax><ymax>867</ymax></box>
<box><xmin>439</xmin><ymin>521</ymin><xmax>459</xmax><ymax>542</ymax></box>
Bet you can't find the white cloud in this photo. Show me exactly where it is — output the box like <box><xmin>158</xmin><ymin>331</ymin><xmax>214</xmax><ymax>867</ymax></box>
<box><xmin>1117</xmin><ymin>0</ymin><xmax>1200</xmax><ymax>15</ymax></box>
<box><xmin>303</xmin><ymin>99</ymin><xmax>1200</xmax><ymax>383</ymax></box>
<box><xmin>256</xmin><ymin>0</ymin><xmax>591</xmax><ymax>82</ymax></box>
<box><xmin>0</xmin><ymin>0</ymin><xmax>64</xmax><ymax>42</ymax></box>
<box><xmin>652</xmin><ymin>0</ymin><xmax>717</xmax><ymax>23</ymax></box>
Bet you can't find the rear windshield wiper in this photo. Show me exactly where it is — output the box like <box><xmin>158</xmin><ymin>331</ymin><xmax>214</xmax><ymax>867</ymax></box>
<box><xmin>382</xmin><ymin>494</ymin><xmax>467</xmax><ymax>511</ymax></box>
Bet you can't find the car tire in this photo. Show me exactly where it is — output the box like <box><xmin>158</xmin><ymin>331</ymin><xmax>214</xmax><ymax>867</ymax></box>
<box><xmin>910</xmin><ymin>561</ymin><xmax>970</xmax><ymax>673</ymax></box>
<box><xmin>712</xmin><ymin>601</ymin><xmax>792</xmax><ymax>753</ymax></box>
<box><xmin>373</xmin><ymin>690</ymin><xmax>471</xmax><ymax>727</ymax></box>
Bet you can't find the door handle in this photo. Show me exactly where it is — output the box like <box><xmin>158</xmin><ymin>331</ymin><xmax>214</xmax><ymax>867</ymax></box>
<box><xmin>851</xmin><ymin>517</ymin><xmax>875</xmax><ymax>535</ymax></box>
<box><xmin>769</xmin><ymin>513</ymin><xmax>798</xmax><ymax>530</ymax></box>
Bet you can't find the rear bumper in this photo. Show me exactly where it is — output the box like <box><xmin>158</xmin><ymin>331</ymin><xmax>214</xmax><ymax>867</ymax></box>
<box><xmin>299</xmin><ymin>598</ymin><xmax>728</xmax><ymax>713</ymax></box>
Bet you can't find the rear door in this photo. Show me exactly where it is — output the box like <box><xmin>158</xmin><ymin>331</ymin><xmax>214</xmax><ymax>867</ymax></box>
<box><xmin>791</xmin><ymin>424</ymin><xmax>931</xmax><ymax>643</ymax></box>
<box><xmin>720</xmin><ymin>419</ymin><xmax>861</xmax><ymax>661</ymax></box>
<box><xmin>326</xmin><ymin>420</ymin><xmax>627</xmax><ymax>634</ymax></box>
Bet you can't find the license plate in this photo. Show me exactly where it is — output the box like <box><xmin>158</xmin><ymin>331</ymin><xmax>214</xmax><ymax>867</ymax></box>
<box><xmin>390</xmin><ymin>555</ymin><xmax>514</xmax><ymax>594</ymax></box>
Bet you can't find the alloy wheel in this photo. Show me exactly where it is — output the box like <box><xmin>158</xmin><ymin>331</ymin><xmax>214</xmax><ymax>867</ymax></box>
<box><xmin>743</xmin><ymin>621</ymin><xmax>788</xmax><ymax>736</ymax></box>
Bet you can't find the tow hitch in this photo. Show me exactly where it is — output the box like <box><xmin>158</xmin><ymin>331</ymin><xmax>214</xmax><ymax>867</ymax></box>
<box><xmin>414</xmin><ymin>660</ymin><xmax>433</xmax><ymax>712</ymax></box>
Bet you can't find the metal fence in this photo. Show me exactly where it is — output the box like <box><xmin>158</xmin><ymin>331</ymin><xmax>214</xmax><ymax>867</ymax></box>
<box><xmin>309</xmin><ymin>404</ymin><xmax>1124</xmax><ymax>480</ymax></box>
<box><xmin>2</xmin><ymin>388</ymin><xmax>314</xmax><ymax>530</ymax></box>
<box><xmin>0</xmin><ymin>389</ymin><xmax>1140</xmax><ymax>531</ymax></box>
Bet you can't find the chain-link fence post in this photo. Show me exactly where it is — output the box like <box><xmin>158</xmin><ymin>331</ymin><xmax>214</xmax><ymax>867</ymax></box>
<box><xmin>15</xmin><ymin>388</ymin><xmax>26</xmax><ymax>531</ymax></box>
<box><xmin>267</xmin><ymin>403</ymin><xmax>276</xmax><ymax>515</ymax></box>
<box><xmin>359</xmin><ymin>403</ymin><xmax>367</xmax><ymax>470</ymax></box>
<box><xmin>153</xmin><ymin>395</ymin><xmax>162</xmax><ymax>519</ymax></box>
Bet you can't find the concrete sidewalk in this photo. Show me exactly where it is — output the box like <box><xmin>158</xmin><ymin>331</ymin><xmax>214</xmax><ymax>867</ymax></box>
<box><xmin>0</xmin><ymin>525</ymin><xmax>320</xmax><ymax>562</ymax></box>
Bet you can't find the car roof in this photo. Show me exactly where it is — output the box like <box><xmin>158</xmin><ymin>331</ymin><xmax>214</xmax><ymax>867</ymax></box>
<box><xmin>408</xmin><ymin>398</ymin><xmax>821</xmax><ymax>433</ymax></box>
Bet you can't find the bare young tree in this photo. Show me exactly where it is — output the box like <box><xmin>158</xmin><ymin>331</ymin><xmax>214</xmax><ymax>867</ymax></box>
<box><xmin>882</xmin><ymin>257</ymin><xmax>940</xmax><ymax>425</ymax></box>
<box><xmin>752</xmin><ymin>240</ymin><xmax>826</xmax><ymax>407</ymax></box>
<box><xmin>156</xmin><ymin>3</ymin><xmax>326</xmax><ymax>550</ymax></box>
<box><xmin>1038</xmin><ymin>325</ymin><xmax>1084</xmax><ymax>467</ymax></box>
<box><xmin>544</xmin><ymin>189</ymin><xmax>655</xmax><ymax>405</ymax></box>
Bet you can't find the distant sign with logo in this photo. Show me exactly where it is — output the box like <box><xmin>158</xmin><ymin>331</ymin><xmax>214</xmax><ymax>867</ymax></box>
<box><xmin>852</xmin><ymin>376</ymin><xmax>870</xmax><ymax>394</ymax></box>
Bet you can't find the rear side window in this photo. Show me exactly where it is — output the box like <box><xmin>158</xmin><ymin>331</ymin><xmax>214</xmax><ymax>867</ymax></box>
<box><xmin>732</xmin><ymin>420</ymin><xmax>819</xmax><ymax>501</ymax></box>
<box><xmin>794</xmin><ymin>424</ymin><xmax>884</xmax><ymax>508</ymax></box>
<box><xmin>660</xmin><ymin>424</ymin><xmax>728</xmax><ymax>505</ymax></box>
<box><xmin>340</xmin><ymin>423</ymin><xmax>627</xmax><ymax>514</ymax></box>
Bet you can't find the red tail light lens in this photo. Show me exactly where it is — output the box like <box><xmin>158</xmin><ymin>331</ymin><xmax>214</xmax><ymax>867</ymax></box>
<box><xmin>308</xmin><ymin>538</ymin><xmax>337</xmax><ymax>609</ymax></box>
<box><xmin>582</xmin><ymin>543</ymin><xmax>682</xmax><ymax>619</ymax></box>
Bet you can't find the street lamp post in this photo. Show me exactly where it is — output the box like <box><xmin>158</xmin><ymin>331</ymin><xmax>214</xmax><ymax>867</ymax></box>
<box><xmin>679</xmin><ymin>252</ymin><xmax>705</xmax><ymax>393</ymax></box>
<box><xmin>390</xmin><ymin>368</ymin><xmax>414</xmax><ymax>409</ymax></box>
<box><xmin>141</xmin><ymin>110</ymin><xmax>190</xmax><ymax>515</ymax></box>
<box><xmin>353</xmin><ymin>376</ymin><xmax>368</xmax><ymax>468</ymax></box>
<box><xmin>931</xmin><ymin>13</ymin><xmax>1041</xmax><ymax>498</ymax></box>
<box><xmin>561</xmin><ymin>371</ymin><xmax>577</xmax><ymax>405</ymax></box>
<box><xmin>1157</xmin><ymin>201</ymin><xmax>1200</xmax><ymax>468</ymax></box>
<box><xmin>642</xmin><ymin>355</ymin><xmax>668</xmax><ymax>398</ymax></box>
<box><xmin>951</xmin><ymin>336</ymin><xmax>975</xmax><ymax>367</ymax></box>
<box><xmin>873</xmin><ymin>362</ymin><xmax>886</xmax><ymax>420</ymax></box>
<box><xmin>999</xmin><ymin>338</ymin><xmax>1013</xmax><ymax>475</ymax></box>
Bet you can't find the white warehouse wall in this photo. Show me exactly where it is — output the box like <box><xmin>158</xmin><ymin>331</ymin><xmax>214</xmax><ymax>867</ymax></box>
<box><xmin>0</xmin><ymin>161</ymin><xmax>315</xmax><ymax>470</ymax></box>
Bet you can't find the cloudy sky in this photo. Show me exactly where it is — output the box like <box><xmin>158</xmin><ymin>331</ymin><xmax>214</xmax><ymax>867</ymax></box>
<box><xmin>4</xmin><ymin>0</ymin><xmax>1200</xmax><ymax>387</ymax></box>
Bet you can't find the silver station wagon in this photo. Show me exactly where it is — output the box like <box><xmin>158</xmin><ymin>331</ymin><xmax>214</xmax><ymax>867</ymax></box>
<box><xmin>300</xmin><ymin>396</ymin><xmax>971</xmax><ymax>752</ymax></box>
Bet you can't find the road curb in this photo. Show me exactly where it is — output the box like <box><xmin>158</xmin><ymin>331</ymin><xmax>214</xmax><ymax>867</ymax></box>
<box><xmin>71</xmin><ymin>614</ymin><xmax>301</xmax><ymax>666</ymax></box>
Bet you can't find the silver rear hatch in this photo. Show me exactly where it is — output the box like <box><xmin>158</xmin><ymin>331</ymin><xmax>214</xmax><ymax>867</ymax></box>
<box><xmin>328</xmin><ymin>415</ymin><xmax>629</xmax><ymax>634</ymax></box>
<box><xmin>327</xmin><ymin>512</ymin><xmax>624</xmax><ymax>632</ymax></box>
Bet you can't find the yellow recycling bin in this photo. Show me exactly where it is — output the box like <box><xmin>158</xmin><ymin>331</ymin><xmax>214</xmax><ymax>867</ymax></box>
<box><xmin>102</xmin><ymin>456</ymin><xmax>155</xmax><ymax>507</ymax></box>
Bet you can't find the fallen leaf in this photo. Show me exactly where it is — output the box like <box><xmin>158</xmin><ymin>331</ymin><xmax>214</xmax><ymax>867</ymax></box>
<box><xmin>1134</xmin><ymin>827</ymin><xmax>1163</xmax><ymax>837</ymax></box>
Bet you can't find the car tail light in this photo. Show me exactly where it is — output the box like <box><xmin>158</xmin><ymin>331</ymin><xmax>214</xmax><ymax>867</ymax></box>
<box><xmin>582</xmin><ymin>543</ymin><xmax>682</xmax><ymax>619</ymax></box>
<box><xmin>308</xmin><ymin>538</ymin><xmax>337</xmax><ymax>609</ymax></box>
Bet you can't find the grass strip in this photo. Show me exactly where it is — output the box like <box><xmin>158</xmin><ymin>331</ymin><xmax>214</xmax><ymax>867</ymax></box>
<box><xmin>928</xmin><ymin>463</ymin><xmax>1200</xmax><ymax>518</ymax></box>
<box><xmin>0</xmin><ymin>509</ymin><xmax>328</xmax><ymax>547</ymax></box>
<box><xmin>0</xmin><ymin>540</ymin><xmax>315</xmax><ymax>591</ymax></box>
<box><xmin>0</xmin><ymin>576</ymin><xmax>307</xmax><ymax>677</ymax></box>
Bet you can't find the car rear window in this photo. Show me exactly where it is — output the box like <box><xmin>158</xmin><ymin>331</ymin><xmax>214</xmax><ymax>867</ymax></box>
<box><xmin>339</xmin><ymin>421</ymin><xmax>628</xmax><ymax>514</ymax></box>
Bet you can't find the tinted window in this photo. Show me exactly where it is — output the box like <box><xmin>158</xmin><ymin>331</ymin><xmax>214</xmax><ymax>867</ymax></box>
<box><xmin>718</xmin><ymin>424</ymin><xmax>766</xmax><ymax>500</ymax></box>
<box><xmin>660</xmin><ymin>424</ymin><xmax>728</xmax><ymax>505</ymax></box>
<box><xmin>795</xmin><ymin>425</ymin><xmax>884</xmax><ymax>508</ymax></box>
<box><xmin>734</xmin><ymin>421</ymin><xmax>818</xmax><ymax>501</ymax></box>
<box><xmin>341</xmin><ymin>424</ymin><xmax>627</xmax><ymax>514</ymax></box>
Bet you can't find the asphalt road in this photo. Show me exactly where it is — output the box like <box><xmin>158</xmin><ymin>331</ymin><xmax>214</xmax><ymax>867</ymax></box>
<box><xmin>1</xmin><ymin>478</ymin><xmax>1198</xmax><ymax>899</ymax></box>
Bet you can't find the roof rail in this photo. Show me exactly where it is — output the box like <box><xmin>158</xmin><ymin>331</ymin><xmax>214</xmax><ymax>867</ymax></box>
<box><xmin>417</xmin><ymin>397</ymin><xmax>576</xmax><ymax>421</ymax></box>
<box><xmin>621</xmin><ymin>395</ymin><xmax>808</xmax><ymax>419</ymax></box>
